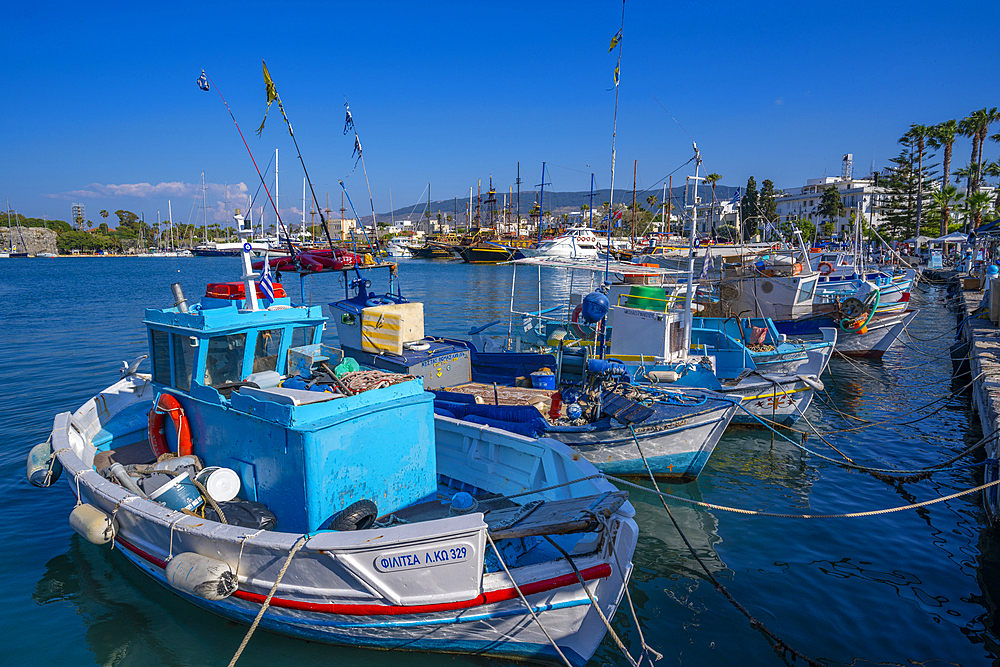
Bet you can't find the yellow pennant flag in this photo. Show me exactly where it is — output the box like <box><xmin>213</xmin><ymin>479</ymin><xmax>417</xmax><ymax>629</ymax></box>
<box><xmin>257</xmin><ymin>60</ymin><xmax>279</xmax><ymax>136</ymax></box>
<box><xmin>614</xmin><ymin>64</ymin><xmax>620</xmax><ymax>87</ymax></box>
<box><xmin>608</xmin><ymin>31</ymin><xmax>621</xmax><ymax>53</ymax></box>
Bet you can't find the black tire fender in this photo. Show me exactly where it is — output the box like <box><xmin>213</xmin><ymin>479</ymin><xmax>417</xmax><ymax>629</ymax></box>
<box><xmin>326</xmin><ymin>499</ymin><xmax>378</xmax><ymax>531</ymax></box>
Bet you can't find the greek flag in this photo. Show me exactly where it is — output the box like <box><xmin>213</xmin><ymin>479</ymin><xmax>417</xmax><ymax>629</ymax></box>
<box><xmin>699</xmin><ymin>251</ymin><xmax>714</xmax><ymax>280</ymax></box>
<box><xmin>344</xmin><ymin>103</ymin><xmax>355</xmax><ymax>135</ymax></box>
<box><xmin>728</xmin><ymin>188</ymin><xmax>741</xmax><ymax>206</ymax></box>
<box><xmin>259</xmin><ymin>259</ymin><xmax>275</xmax><ymax>301</ymax></box>
<box><xmin>197</xmin><ymin>70</ymin><xmax>210</xmax><ymax>91</ymax></box>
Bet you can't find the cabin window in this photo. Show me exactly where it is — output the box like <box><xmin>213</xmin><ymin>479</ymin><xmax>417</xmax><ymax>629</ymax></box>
<box><xmin>171</xmin><ymin>334</ymin><xmax>198</xmax><ymax>392</ymax></box>
<box><xmin>204</xmin><ymin>333</ymin><xmax>247</xmax><ymax>387</ymax></box>
<box><xmin>797</xmin><ymin>279</ymin><xmax>816</xmax><ymax>304</ymax></box>
<box><xmin>253</xmin><ymin>328</ymin><xmax>284</xmax><ymax>373</ymax></box>
<box><xmin>290</xmin><ymin>325</ymin><xmax>316</xmax><ymax>349</ymax></box>
<box><xmin>151</xmin><ymin>330</ymin><xmax>171</xmax><ymax>385</ymax></box>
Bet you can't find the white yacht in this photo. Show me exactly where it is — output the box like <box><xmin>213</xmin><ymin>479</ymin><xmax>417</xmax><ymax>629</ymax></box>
<box><xmin>522</xmin><ymin>226</ymin><xmax>601</xmax><ymax>259</ymax></box>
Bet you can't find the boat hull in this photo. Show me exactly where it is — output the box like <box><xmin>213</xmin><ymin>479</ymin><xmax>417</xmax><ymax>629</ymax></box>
<box><xmin>774</xmin><ymin>310</ymin><xmax>918</xmax><ymax>359</ymax></box>
<box><xmin>49</xmin><ymin>376</ymin><xmax>638</xmax><ymax>666</ymax></box>
<box><xmin>544</xmin><ymin>396</ymin><xmax>737</xmax><ymax>479</ymax></box>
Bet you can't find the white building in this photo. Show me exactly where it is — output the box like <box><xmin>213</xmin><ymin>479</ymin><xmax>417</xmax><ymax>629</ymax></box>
<box><xmin>325</xmin><ymin>217</ymin><xmax>360</xmax><ymax>241</ymax></box>
<box><xmin>775</xmin><ymin>155</ymin><xmax>885</xmax><ymax>236</ymax></box>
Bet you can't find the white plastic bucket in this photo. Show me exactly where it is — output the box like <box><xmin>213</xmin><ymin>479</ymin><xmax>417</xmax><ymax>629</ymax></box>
<box><xmin>149</xmin><ymin>472</ymin><xmax>204</xmax><ymax>512</ymax></box>
<box><xmin>195</xmin><ymin>467</ymin><xmax>241</xmax><ymax>503</ymax></box>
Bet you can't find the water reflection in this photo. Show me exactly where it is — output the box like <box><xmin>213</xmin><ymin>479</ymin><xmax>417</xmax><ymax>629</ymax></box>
<box><xmin>33</xmin><ymin>536</ymin><xmax>462</xmax><ymax>667</ymax></box>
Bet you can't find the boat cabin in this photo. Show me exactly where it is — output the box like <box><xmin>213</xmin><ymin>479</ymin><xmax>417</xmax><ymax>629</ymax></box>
<box><xmin>139</xmin><ymin>279</ymin><xmax>437</xmax><ymax>533</ymax></box>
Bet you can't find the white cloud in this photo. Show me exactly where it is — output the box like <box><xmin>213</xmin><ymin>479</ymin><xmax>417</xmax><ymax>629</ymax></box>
<box><xmin>47</xmin><ymin>181</ymin><xmax>248</xmax><ymax>202</ymax></box>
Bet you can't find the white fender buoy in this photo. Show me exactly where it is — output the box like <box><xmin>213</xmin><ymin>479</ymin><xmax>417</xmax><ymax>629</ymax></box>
<box><xmin>69</xmin><ymin>503</ymin><xmax>117</xmax><ymax>545</ymax></box>
<box><xmin>166</xmin><ymin>552</ymin><xmax>238</xmax><ymax>600</ymax></box>
<box><xmin>647</xmin><ymin>370</ymin><xmax>679</xmax><ymax>383</ymax></box>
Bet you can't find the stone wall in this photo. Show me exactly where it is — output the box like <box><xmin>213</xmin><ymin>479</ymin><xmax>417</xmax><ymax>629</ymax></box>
<box><xmin>0</xmin><ymin>228</ymin><xmax>58</xmax><ymax>255</ymax></box>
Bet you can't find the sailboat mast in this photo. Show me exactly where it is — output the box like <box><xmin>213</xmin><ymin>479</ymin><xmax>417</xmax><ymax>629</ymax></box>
<box><xmin>667</xmin><ymin>175</ymin><xmax>673</xmax><ymax>236</ymax></box>
<box><xmin>201</xmin><ymin>171</ymin><xmax>207</xmax><ymax>245</ymax></box>
<box><xmin>605</xmin><ymin>0</ymin><xmax>625</xmax><ymax>283</ymax></box>
<box><xmin>631</xmin><ymin>159</ymin><xmax>637</xmax><ymax>245</ymax></box>
<box><xmin>661</xmin><ymin>182</ymin><xmax>667</xmax><ymax>237</ymax></box>
<box><xmin>516</xmin><ymin>162</ymin><xmax>521</xmax><ymax>237</ymax></box>
<box><xmin>274</xmin><ymin>148</ymin><xmax>279</xmax><ymax>240</ymax></box>
<box><xmin>682</xmin><ymin>144</ymin><xmax>702</xmax><ymax>357</ymax></box>
<box><xmin>537</xmin><ymin>162</ymin><xmax>546</xmax><ymax>244</ymax></box>
<box><xmin>589</xmin><ymin>173</ymin><xmax>595</xmax><ymax>229</ymax></box>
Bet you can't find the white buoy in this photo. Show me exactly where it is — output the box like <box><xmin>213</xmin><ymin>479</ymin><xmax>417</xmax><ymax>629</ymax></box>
<box><xmin>69</xmin><ymin>504</ymin><xmax>117</xmax><ymax>545</ymax></box>
<box><xmin>166</xmin><ymin>552</ymin><xmax>238</xmax><ymax>600</ymax></box>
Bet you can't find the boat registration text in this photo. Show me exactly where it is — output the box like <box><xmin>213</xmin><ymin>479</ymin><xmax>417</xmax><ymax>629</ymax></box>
<box><xmin>374</xmin><ymin>543</ymin><xmax>472</xmax><ymax>572</ymax></box>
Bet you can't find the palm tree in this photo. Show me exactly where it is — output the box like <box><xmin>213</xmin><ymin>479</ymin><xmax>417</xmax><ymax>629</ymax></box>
<box><xmin>928</xmin><ymin>120</ymin><xmax>958</xmax><ymax>236</ymax></box>
<box><xmin>929</xmin><ymin>186</ymin><xmax>963</xmax><ymax>234</ymax></box>
<box><xmin>985</xmin><ymin>160</ymin><xmax>1000</xmax><ymax>213</ymax></box>
<box><xmin>960</xmin><ymin>108</ymin><xmax>1000</xmax><ymax>195</ymax></box>
<box><xmin>903</xmin><ymin>125</ymin><xmax>931</xmax><ymax>236</ymax></box>
<box><xmin>964</xmin><ymin>191</ymin><xmax>993</xmax><ymax>232</ymax></box>
<box><xmin>704</xmin><ymin>173</ymin><xmax>721</xmax><ymax>233</ymax></box>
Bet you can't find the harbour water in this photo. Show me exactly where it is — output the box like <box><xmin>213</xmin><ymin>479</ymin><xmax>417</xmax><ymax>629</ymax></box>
<box><xmin>2</xmin><ymin>257</ymin><xmax>997</xmax><ymax>665</ymax></box>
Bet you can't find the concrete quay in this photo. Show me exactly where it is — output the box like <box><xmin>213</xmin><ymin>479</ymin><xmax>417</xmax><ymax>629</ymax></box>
<box><xmin>948</xmin><ymin>269</ymin><xmax>1000</xmax><ymax>521</ymax></box>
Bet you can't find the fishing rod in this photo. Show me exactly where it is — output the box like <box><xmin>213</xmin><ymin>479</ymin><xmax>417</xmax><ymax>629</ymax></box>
<box><xmin>258</xmin><ymin>60</ymin><xmax>337</xmax><ymax>253</ymax></box>
<box><xmin>199</xmin><ymin>70</ymin><xmax>295</xmax><ymax>258</ymax></box>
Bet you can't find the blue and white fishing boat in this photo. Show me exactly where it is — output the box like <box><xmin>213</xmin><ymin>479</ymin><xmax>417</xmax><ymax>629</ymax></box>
<box><xmin>318</xmin><ymin>258</ymin><xmax>738</xmax><ymax>481</ymax></box>
<box><xmin>28</xmin><ymin>211</ymin><xmax>639</xmax><ymax>666</ymax></box>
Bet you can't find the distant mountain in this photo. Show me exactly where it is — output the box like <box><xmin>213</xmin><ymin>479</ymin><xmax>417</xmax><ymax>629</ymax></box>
<box><xmin>363</xmin><ymin>185</ymin><xmax>741</xmax><ymax>224</ymax></box>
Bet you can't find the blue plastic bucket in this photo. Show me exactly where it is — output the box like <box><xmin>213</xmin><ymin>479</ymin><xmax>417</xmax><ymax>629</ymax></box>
<box><xmin>149</xmin><ymin>472</ymin><xmax>204</xmax><ymax>512</ymax></box>
<box><xmin>530</xmin><ymin>371</ymin><xmax>556</xmax><ymax>390</ymax></box>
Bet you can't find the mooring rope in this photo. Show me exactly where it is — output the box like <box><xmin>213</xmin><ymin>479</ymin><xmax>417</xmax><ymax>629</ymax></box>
<box><xmin>485</xmin><ymin>533</ymin><xmax>574</xmax><ymax>667</ymax></box>
<box><xmin>627</xmin><ymin>425</ymin><xmax>823</xmax><ymax>667</ymax></box>
<box><xmin>227</xmin><ymin>533</ymin><xmax>309</xmax><ymax>667</ymax></box>
<box><xmin>542</xmin><ymin>535</ymin><xmax>640</xmax><ymax>667</ymax></box>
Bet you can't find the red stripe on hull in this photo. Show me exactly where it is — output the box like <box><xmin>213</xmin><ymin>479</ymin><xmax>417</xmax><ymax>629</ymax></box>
<box><xmin>116</xmin><ymin>535</ymin><xmax>610</xmax><ymax>616</ymax></box>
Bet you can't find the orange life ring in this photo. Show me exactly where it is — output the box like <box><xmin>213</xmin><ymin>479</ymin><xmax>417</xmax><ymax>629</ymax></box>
<box><xmin>818</xmin><ymin>261</ymin><xmax>834</xmax><ymax>276</ymax></box>
<box><xmin>792</xmin><ymin>262</ymin><xmax>803</xmax><ymax>275</ymax></box>
<box><xmin>148</xmin><ymin>393</ymin><xmax>193</xmax><ymax>458</ymax></box>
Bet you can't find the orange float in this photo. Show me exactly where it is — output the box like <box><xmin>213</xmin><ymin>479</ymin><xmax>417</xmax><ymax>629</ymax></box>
<box><xmin>148</xmin><ymin>393</ymin><xmax>193</xmax><ymax>458</ymax></box>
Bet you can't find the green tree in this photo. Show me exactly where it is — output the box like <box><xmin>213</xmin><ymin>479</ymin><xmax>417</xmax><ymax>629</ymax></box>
<box><xmin>740</xmin><ymin>177</ymin><xmax>758</xmax><ymax>239</ymax></box>
<box><xmin>881</xmin><ymin>131</ymin><xmax>937</xmax><ymax>240</ymax></box>
<box><xmin>959</xmin><ymin>107</ymin><xmax>1000</xmax><ymax>194</ymax></box>
<box><xmin>114</xmin><ymin>210</ymin><xmax>141</xmax><ymax>237</ymax></box>
<box><xmin>904</xmin><ymin>124</ymin><xmax>932</xmax><ymax>234</ymax></box>
<box><xmin>817</xmin><ymin>186</ymin><xmax>845</xmax><ymax>238</ymax></box>
<box><xmin>758</xmin><ymin>179</ymin><xmax>777</xmax><ymax>236</ymax></box>
<box><xmin>927</xmin><ymin>186</ymin><xmax>964</xmax><ymax>235</ymax></box>
<box><xmin>964</xmin><ymin>191</ymin><xmax>994</xmax><ymax>231</ymax></box>
<box><xmin>781</xmin><ymin>217</ymin><xmax>815</xmax><ymax>240</ymax></box>
<box><xmin>985</xmin><ymin>160</ymin><xmax>1000</xmax><ymax>213</ymax></box>
<box><xmin>929</xmin><ymin>120</ymin><xmax>959</xmax><ymax>236</ymax></box>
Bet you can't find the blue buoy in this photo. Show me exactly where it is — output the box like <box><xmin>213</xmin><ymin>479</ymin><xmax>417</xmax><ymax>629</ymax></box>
<box><xmin>567</xmin><ymin>403</ymin><xmax>582</xmax><ymax>419</ymax></box>
<box><xmin>987</xmin><ymin>265</ymin><xmax>999</xmax><ymax>276</ymax></box>
<box><xmin>450</xmin><ymin>491</ymin><xmax>478</xmax><ymax>515</ymax></box>
<box><xmin>580</xmin><ymin>291</ymin><xmax>610</xmax><ymax>323</ymax></box>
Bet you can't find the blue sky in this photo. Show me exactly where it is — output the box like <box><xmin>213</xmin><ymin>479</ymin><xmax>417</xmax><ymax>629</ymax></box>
<box><xmin>3</xmin><ymin>0</ymin><xmax>998</xmax><ymax>227</ymax></box>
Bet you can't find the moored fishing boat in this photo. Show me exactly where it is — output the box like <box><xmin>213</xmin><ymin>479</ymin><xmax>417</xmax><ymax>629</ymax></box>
<box><xmin>318</xmin><ymin>259</ymin><xmax>738</xmax><ymax>479</ymax></box>
<box><xmin>29</xmin><ymin>212</ymin><xmax>639</xmax><ymax>666</ymax></box>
